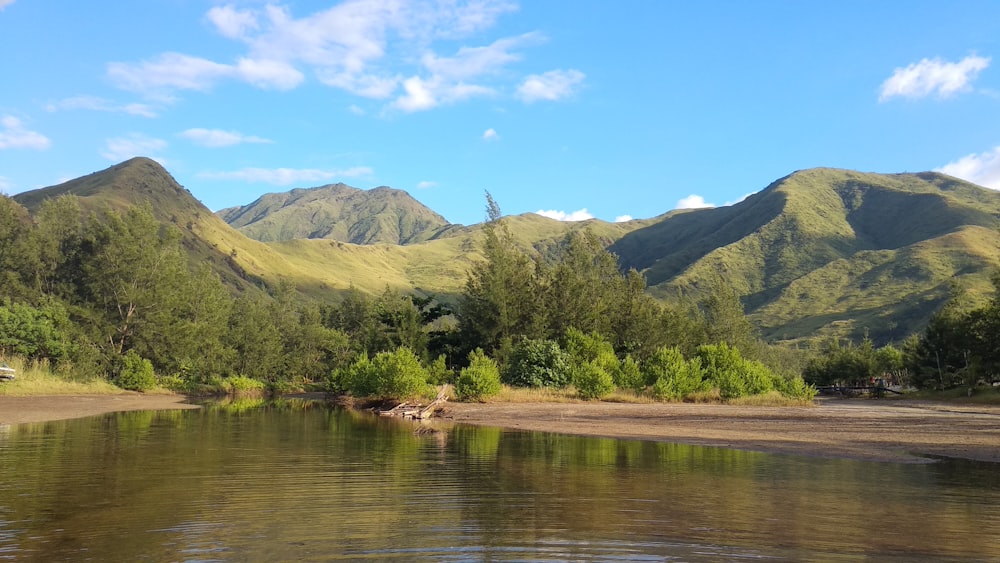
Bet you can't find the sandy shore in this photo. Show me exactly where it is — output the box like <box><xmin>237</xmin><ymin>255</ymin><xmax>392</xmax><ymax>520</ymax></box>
<box><xmin>0</xmin><ymin>394</ymin><xmax>200</xmax><ymax>425</ymax></box>
<box><xmin>3</xmin><ymin>394</ymin><xmax>999</xmax><ymax>463</ymax></box>
<box><xmin>441</xmin><ymin>398</ymin><xmax>1000</xmax><ymax>463</ymax></box>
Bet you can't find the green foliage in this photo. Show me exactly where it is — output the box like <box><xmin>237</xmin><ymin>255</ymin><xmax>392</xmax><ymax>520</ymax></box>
<box><xmin>456</xmin><ymin>348</ymin><xmax>502</xmax><ymax>401</ymax></box>
<box><xmin>572</xmin><ymin>361</ymin><xmax>615</xmax><ymax>400</ymax></box>
<box><xmin>803</xmin><ymin>337</ymin><xmax>904</xmax><ymax>386</ymax></box>
<box><xmin>502</xmin><ymin>338</ymin><xmax>572</xmax><ymax>388</ymax></box>
<box><xmin>335</xmin><ymin>347</ymin><xmax>430</xmax><ymax>400</ymax></box>
<box><xmin>697</xmin><ymin>343</ymin><xmax>754</xmax><ymax>399</ymax></box>
<box><xmin>614</xmin><ymin>354</ymin><xmax>644</xmax><ymax>391</ymax></box>
<box><xmin>116</xmin><ymin>350</ymin><xmax>156</xmax><ymax>391</ymax></box>
<box><xmin>0</xmin><ymin>300</ymin><xmax>74</xmax><ymax>362</ymax></box>
<box><xmin>425</xmin><ymin>355</ymin><xmax>454</xmax><ymax>385</ymax></box>
<box><xmin>220</xmin><ymin>374</ymin><xmax>267</xmax><ymax>394</ymax></box>
<box><xmin>645</xmin><ymin>347</ymin><xmax>706</xmax><ymax>400</ymax></box>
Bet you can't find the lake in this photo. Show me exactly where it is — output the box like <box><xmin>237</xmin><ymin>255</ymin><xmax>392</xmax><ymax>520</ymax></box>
<box><xmin>1</xmin><ymin>398</ymin><xmax>999</xmax><ymax>561</ymax></box>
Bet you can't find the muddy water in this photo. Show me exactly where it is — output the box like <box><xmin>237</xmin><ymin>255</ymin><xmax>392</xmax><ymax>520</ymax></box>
<box><xmin>1</xmin><ymin>399</ymin><xmax>998</xmax><ymax>560</ymax></box>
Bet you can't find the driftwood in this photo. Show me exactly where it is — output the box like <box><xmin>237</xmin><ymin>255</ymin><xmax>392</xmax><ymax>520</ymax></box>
<box><xmin>379</xmin><ymin>385</ymin><xmax>450</xmax><ymax>419</ymax></box>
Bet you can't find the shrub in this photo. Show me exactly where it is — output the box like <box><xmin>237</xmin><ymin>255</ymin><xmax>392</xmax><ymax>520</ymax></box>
<box><xmin>502</xmin><ymin>339</ymin><xmax>572</xmax><ymax>388</ymax></box>
<box><xmin>222</xmin><ymin>374</ymin><xmax>266</xmax><ymax>394</ymax></box>
<box><xmin>426</xmin><ymin>355</ymin><xmax>454</xmax><ymax>385</ymax></box>
<box><xmin>573</xmin><ymin>361</ymin><xmax>615</xmax><ymax>400</ymax></box>
<box><xmin>644</xmin><ymin>346</ymin><xmax>706</xmax><ymax>400</ymax></box>
<box><xmin>116</xmin><ymin>350</ymin><xmax>156</xmax><ymax>392</ymax></box>
<box><xmin>456</xmin><ymin>348</ymin><xmax>502</xmax><ymax>401</ymax></box>
<box><xmin>334</xmin><ymin>347</ymin><xmax>430</xmax><ymax>400</ymax></box>
<box><xmin>613</xmin><ymin>354</ymin><xmax>644</xmax><ymax>391</ymax></box>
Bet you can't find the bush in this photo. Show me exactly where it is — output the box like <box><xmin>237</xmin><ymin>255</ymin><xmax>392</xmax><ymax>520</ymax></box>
<box><xmin>334</xmin><ymin>347</ymin><xmax>430</xmax><ymax>400</ymax></box>
<box><xmin>502</xmin><ymin>339</ymin><xmax>572</xmax><ymax>388</ymax></box>
<box><xmin>426</xmin><ymin>355</ymin><xmax>454</xmax><ymax>385</ymax></box>
<box><xmin>613</xmin><ymin>354</ymin><xmax>644</xmax><ymax>391</ymax></box>
<box><xmin>222</xmin><ymin>374</ymin><xmax>266</xmax><ymax>394</ymax></box>
<box><xmin>573</xmin><ymin>361</ymin><xmax>615</xmax><ymax>400</ymax></box>
<box><xmin>644</xmin><ymin>346</ymin><xmax>706</xmax><ymax>400</ymax></box>
<box><xmin>116</xmin><ymin>350</ymin><xmax>156</xmax><ymax>391</ymax></box>
<box><xmin>456</xmin><ymin>349</ymin><xmax>502</xmax><ymax>401</ymax></box>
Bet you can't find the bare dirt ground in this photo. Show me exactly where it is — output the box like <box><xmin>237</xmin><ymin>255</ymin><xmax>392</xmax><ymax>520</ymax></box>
<box><xmin>0</xmin><ymin>394</ymin><xmax>199</xmax><ymax>425</ymax></box>
<box><xmin>440</xmin><ymin>398</ymin><xmax>1000</xmax><ymax>463</ymax></box>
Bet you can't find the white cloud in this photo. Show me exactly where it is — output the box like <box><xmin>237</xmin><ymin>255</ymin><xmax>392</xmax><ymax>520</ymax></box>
<box><xmin>199</xmin><ymin>166</ymin><xmax>373</xmax><ymax>186</ymax></box>
<box><xmin>348</xmin><ymin>104</ymin><xmax>366</xmax><ymax>115</ymax></box>
<box><xmin>0</xmin><ymin>176</ymin><xmax>10</xmax><ymax>194</ymax></box>
<box><xmin>179</xmin><ymin>128</ymin><xmax>272</xmax><ymax>147</ymax></box>
<box><xmin>676</xmin><ymin>195</ymin><xmax>715</xmax><ymax>209</ymax></box>
<box><xmin>879</xmin><ymin>55</ymin><xmax>990</xmax><ymax>101</ymax></box>
<box><xmin>0</xmin><ymin>116</ymin><xmax>51</xmax><ymax>150</ymax></box>
<box><xmin>535</xmin><ymin>208</ymin><xmax>594</xmax><ymax>221</ymax></box>
<box><xmin>614</xmin><ymin>215</ymin><xmax>633</xmax><ymax>223</ymax></box>
<box><xmin>482</xmin><ymin>128</ymin><xmax>498</xmax><ymax>141</ymax></box>
<box><xmin>108</xmin><ymin>1</ymin><xmax>569</xmax><ymax>111</ymax></box>
<box><xmin>416</xmin><ymin>180</ymin><xmax>437</xmax><ymax>189</ymax></box>
<box><xmin>0</xmin><ymin>0</ymin><xmax>14</xmax><ymax>10</ymax></box>
<box><xmin>101</xmin><ymin>134</ymin><xmax>167</xmax><ymax>162</ymax></box>
<box><xmin>206</xmin><ymin>4</ymin><xmax>259</xmax><ymax>39</ymax></box>
<box><xmin>517</xmin><ymin>69</ymin><xmax>585</xmax><ymax>102</ymax></box>
<box><xmin>45</xmin><ymin>96</ymin><xmax>158</xmax><ymax>118</ymax></box>
<box><xmin>936</xmin><ymin>146</ymin><xmax>1000</xmax><ymax>190</ymax></box>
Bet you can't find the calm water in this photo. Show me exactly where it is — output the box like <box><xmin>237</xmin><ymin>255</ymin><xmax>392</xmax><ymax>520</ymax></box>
<box><xmin>1</xmin><ymin>399</ymin><xmax>999</xmax><ymax>561</ymax></box>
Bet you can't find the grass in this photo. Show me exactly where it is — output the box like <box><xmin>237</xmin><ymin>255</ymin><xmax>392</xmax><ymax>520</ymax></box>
<box><xmin>904</xmin><ymin>386</ymin><xmax>1000</xmax><ymax>405</ymax></box>
<box><xmin>465</xmin><ymin>384</ymin><xmax>812</xmax><ymax>406</ymax></box>
<box><xmin>0</xmin><ymin>356</ymin><xmax>124</xmax><ymax>396</ymax></box>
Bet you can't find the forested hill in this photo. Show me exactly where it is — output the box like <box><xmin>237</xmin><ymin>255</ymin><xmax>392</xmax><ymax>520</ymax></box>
<box><xmin>10</xmin><ymin>159</ymin><xmax>1000</xmax><ymax>346</ymax></box>
<box><xmin>612</xmin><ymin>168</ymin><xmax>1000</xmax><ymax>344</ymax></box>
<box><xmin>11</xmin><ymin>157</ymin><xmax>298</xmax><ymax>294</ymax></box>
<box><xmin>216</xmin><ymin>183</ymin><xmax>453</xmax><ymax>245</ymax></box>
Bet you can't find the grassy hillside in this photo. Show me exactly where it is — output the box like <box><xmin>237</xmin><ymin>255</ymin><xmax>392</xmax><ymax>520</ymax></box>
<box><xmin>13</xmin><ymin>158</ymin><xmax>298</xmax><ymax>295</ymax></box>
<box><xmin>217</xmin><ymin>183</ymin><xmax>452</xmax><ymax>245</ymax></box>
<box><xmin>618</xmin><ymin>169</ymin><xmax>1000</xmax><ymax>344</ymax></box>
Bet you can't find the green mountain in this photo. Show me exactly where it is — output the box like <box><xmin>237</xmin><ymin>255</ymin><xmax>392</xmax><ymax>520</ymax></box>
<box><xmin>611</xmin><ymin>168</ymin><xmax>1000</xmax><ymax>344</ymax></box>
<box><xmin>15</xmin><ymin>159</ymin><xmax>1000</xmax><ymax>345</ymax></box>
<box><xmin>216</xmin><ymin>183</ymin><xmax>453</xmax><ymax>245</ymax></box>
<box><xmin>12</xmin><ymin>157</ymin><xmax>299</xmax><ymax>294</ymax></box>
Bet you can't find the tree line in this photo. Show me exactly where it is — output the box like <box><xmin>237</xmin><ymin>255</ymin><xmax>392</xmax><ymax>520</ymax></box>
<box><xmin>12</xmin><ymin>191</ymin><xmax>992</xmax><ymax>400</ymax></box>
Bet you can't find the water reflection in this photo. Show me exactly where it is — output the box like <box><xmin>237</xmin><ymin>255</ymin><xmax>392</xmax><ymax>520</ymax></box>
<box><xmin>0</xmin><ymin>399</ymin><xmax>998</xmax><ymax>560</ymax></box>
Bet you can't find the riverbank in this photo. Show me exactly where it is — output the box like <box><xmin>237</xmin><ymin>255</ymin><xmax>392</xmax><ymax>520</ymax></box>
<box><xmin>441</xmin><ymin>398</ymin><xmax>1000</xmax><ymax>463</ymax></box>
<box><xmin>3</xmin><ymin>394</ymin><xmax>999</xmax><ymax>464</ymax></box>
<box><xmin>0</xmin><ymin>394</ymin><xmax>200</xmax><ymax>425</ymax></box>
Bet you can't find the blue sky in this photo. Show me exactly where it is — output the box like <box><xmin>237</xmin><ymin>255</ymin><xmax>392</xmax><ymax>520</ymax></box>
<box><xmin>3</xmin><ymin>1</ymin><xmax>1000</xmax><ymax>226</ymax></box>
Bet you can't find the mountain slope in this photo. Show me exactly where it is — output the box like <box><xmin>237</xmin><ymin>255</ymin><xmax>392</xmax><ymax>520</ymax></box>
<box><xmin>217</xmin><ymin>183</ymin><xmax>452</xmax><ymax>245</ymax></box>
<box><xmin>613</xmin><ymin>168</ymin><xmax>1000</xmax><ymax>343</ymax></box>
<box><xmin>12</xmin><ymin>158</ymin><xmax>297</xmax><ymax>294</ymax></box>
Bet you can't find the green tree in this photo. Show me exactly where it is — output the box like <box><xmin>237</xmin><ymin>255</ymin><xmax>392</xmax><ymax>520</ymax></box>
<box><xmin>502</xmin><ymin>338</ymin><xmax>572</xmax><ymax>388</ymax></box>
<box><xmin>456</xmin><ymin>348</ymin><xmax>502</xmax><ymax>401</ymax></box>
<box><xmin>543</xmin><ymin>229</ymin><xmax>623</xmax><ymax>337</ymax></box>
<box><xmin>644</xmin><ymin>346</ymin><xmax>706</xmax><ymax>400</ymax></box>
<box><xmin>699</xmin><ymin>278</ymin><xmax>757</xmax><ymax>357</ymax></box>
<box><xmin>458</xmin><ymin>192</ymin><xmax>543</xmax><ymax>357</ymax></box>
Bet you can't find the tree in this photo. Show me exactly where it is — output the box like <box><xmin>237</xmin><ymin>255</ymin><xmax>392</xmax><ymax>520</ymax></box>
<box><xmin>77</xmin><ymin>204</ymin><xmax>190</xmax><ymax>359</ymax></box>
<box><xmin>502</xmin><ymin>338</ymin><xmax>572</xmax><ymax>388</ymax></box>
<box><xmin>456</xmin><ymin>348</ymin><xmax>502</xmax><ymax>401</ymax></box>
<box><xmin>458</xmin><ymin>192</ymin><xmax>543</xmax><ymax>356</ymax></box>
<box><xmin>699</xmin><ymin>277</ymin><xmax>757</xmax><ymax>356</ymax></box>
<box><xmin>543</xmin><ymin>229</ymin><xmax>623</xmax><ymax>337</ymax></box>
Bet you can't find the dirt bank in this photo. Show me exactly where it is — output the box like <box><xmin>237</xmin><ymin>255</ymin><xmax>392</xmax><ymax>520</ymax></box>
<box><xmin>440</xmin><ymin>398</ymin><xmax>1000</xmax><ymax>463</ymax></box>
<box><xmin>0</xmin><ymin>394</ymin><xmax>200</xmax><ymax>425</ymax></box>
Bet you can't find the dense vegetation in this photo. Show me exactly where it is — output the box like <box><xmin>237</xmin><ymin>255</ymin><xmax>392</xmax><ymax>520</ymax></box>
<box><xmin>0</xmin><ymin>191</ymin><xmax>816</xmax><ymax>401</ymax></box>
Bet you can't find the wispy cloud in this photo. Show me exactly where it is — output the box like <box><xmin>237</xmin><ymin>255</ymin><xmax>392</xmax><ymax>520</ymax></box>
<box><xmin>675</xmin><ymin>195</ymin><xmax>714</xmax><ymax>209</ymax></box>
<box><xmin>416</xmin><ymin>180</ymin><xmax>437</xmax><ymax>189</ymax></box>
<box><xmin>108</xmin><ymin>2</ymin><xmax>580</xmax><ymax>111</ymax></box>
<box><xmin>198</xmin><ymin>166</ymin><xmax>373</xmax><ymax>186</ymax></box>
<box><xmin>0</xmin><ymin>0</ymin><xmax>14</xmax><ymax>11</ymax></box>
<box><xmin>101</xmin><ymin>134</ymin><xmax>167</xmax><ymax>162</ymax></box>
<box><xmin>0</xmin><ymin>116</ymin><xmax>51</xmax><ymax>150</ymax></box>
<box><xmin>45</xmin><ymin>96</ymin><xmax>158</xmax><ymax>118</ymax></box>
<box><xmin>936</xmin><ymin>146</ymin><xmax>1000</xmax><ymax>190</ymax></box>
<box><xmin>517</xmin><ymin>69</ymin><xmax>585</xmax><ymax>102</ymax></box>
<box><xmin>0</xmin><ymin>176</ymin><xmax>10</xmax><ymax>194</ymax></box>
<box><xmin>179</xmin><ymin>128</ymin><xmax>272</xmax><ymax>147</ymax></box>
<box><xmin>614</xmin><ymin>214</ymin><xmax>633</xmax><ymax>223</ymax></box>
<box><xmin>482</xmin><ymin>128</ymin><xmax>498</xmax><ymax>141</ymax></box>
<box><xmin>535</xmin><ymin>208</ymin><xmax>593</xmax><ymax>221</ymax></box>
<box><xmin>879</xmin><ymin>55</ymin><xmax>990</xmax><ymax>101</ymax></box>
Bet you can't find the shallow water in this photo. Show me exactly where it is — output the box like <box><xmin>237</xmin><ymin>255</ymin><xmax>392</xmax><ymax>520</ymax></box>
<box><xmin>1</xmin><ymin>399</ymin><xmax>998</xmax><ymax>561</ymax></box>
